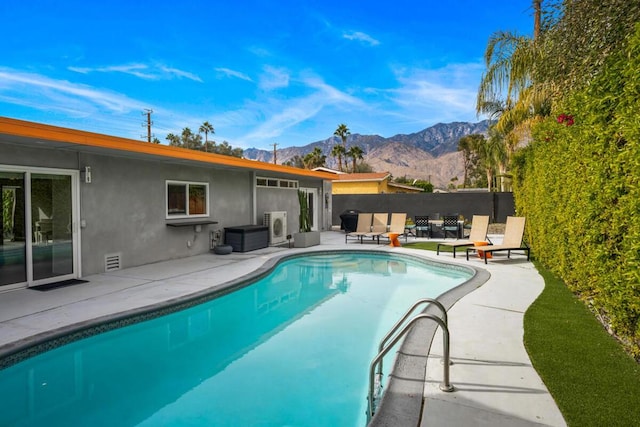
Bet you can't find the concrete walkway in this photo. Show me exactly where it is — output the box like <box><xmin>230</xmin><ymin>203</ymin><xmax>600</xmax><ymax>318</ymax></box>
<box><xmin>418</xmin><ymin>251</ymin><xmax>566</xmax><ymax>426</ymax></box>
<box><xmin>0</xmin><ymin>231</ymin><xmax>566</xmax><ymax>426</ymax></box>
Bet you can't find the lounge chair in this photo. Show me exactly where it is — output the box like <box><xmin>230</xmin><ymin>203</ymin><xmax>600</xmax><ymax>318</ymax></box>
<box><xmin>364</xmin><ymin>213</ymin><xmax>389</xmax><ymax>244</ymax></box>
<box><xmin>466</xmin><ymin>216</ymin><xmax>530</xmax><ymax>264</ymax></box>
<box><xmin>381</xmin><ymin>213</ymin><xmax>407</xmax><ymax>244</ymax></box>
<box><xmin>437</xmin><ymin>215</ymin><xmax>490</xmax><ymax>258</ymax></box>
<box><xmin>345</xmin><ymin>212</ymin><xmax>373</xmax><ymax>243</ymax></box>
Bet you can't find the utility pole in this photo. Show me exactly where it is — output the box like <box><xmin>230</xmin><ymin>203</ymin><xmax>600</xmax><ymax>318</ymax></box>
<box><xmin>142</xmin><ymin>109</ymin><xmax>154</xmax><ymax>142</ymax></box>
<box><xmin>272</xmin><ymin>143</ymin><xmax>278</xmax><ymax>164</ymax></box>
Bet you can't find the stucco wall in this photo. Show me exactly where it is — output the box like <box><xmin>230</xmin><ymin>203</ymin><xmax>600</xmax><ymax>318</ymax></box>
<box><xmin>256</xmin><ymin>178</ymin><xmax>328</xmax><ymax>234</ymax></box>
<box><xmin>77</xmin><ymin>152</ymin><xmax>254</xmax><ymax>274</ymax></box>
<box><xmin>332</xmin><ymin>181</ymin><xmax>381</xmax><ymax>194</ymax></box>
<box><xmin>0</xmin><ymin>144</ymin><xmax>80</xmax><ymax>170</ymax></box>
<box><xmin>1</xmin><ymin>142</ymin><xmax>330</xmax><ymax>279</ymax></box>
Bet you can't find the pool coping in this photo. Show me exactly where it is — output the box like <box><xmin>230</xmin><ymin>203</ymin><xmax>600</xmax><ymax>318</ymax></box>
<box><xmin>0</xmin><ymin>248</ymin><xmax>489</xmax><ymax>426</ymax></box>
<box><xmin>368</xmin><ymin>253</ymin><xmax>490</xmax><ymax>426</ymax></box>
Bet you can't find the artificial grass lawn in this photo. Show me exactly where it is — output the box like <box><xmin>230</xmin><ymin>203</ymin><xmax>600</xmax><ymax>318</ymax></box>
<box><xmin>403</xmin><ymin>241</ymin><xmax>454</xmax><ymax>252</ymax></box>
<box><xmin>405</xmin><ymin>244</ymin><xmax>640</xmax><ymax>425</ymax></box>
<box><xmin>524</xmin><ymin>263</ymin><xmax>640</xmax><ymax>426</ymax></box>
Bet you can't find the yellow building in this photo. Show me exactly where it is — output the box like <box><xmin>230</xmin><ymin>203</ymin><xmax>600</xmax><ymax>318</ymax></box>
<box><xmin>331</xmin><ymin>172</ymin><xmax>424</xmax><ymax>194</ymax></box>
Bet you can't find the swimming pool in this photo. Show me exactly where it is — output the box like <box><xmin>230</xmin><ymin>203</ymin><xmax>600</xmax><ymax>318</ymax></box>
<box><xmin>0</xmin><ymin>252</ymin><xmax>473</xmax><ymax>426</ymax></box>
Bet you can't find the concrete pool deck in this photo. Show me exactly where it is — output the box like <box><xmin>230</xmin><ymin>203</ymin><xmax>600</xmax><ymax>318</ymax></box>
<box><xmin>0</xmin><ymin>230</ymin><xmax>566</xmax><ymax>426</ymax></box>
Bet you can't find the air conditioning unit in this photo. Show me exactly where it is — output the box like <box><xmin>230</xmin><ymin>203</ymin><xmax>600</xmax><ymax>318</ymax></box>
<box><xmin>263</xmin><ymin>211</ymin><xmax>287</xmax><ymax>245</ymax></box>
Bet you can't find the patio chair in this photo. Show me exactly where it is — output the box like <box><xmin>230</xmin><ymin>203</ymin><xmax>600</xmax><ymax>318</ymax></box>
<box><xmin>364</xmin><ymin>213</ymin><xmax>389</xmax><ymax>244</ymax></box>
<box><xmin>442</xmin><ymin>214</ymin><xmax>460</xmax><ymax>239</ymax></box>
<box><xmin>414</xmin><ymin>215</ymin><xmax>432</xmax><ymax>238</ymax></box>
<box><xmin>381</xmin><ymin>213</ymin><xmax>408</xmax><ymax>244</ymax></box>
<box><xmin>345</xmin><ymin>213</ymin><xmax>373</xmax><ymax>243</ymax></box>
<box><xmin>437</xmin><ymin>215</ymin><xmax>490</xmax><ymax>258</ymax></box>
<box><xmin>466</xmin><ymin>216</ymin><xmax>530</xmax><ymax>264</ymax></box>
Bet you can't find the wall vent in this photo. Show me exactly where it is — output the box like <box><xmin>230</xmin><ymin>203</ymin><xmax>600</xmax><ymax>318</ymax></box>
<box><xmin>105</xmin><ymin>253</ymin><xmax>122</xmax><ymax>272</ymax></box>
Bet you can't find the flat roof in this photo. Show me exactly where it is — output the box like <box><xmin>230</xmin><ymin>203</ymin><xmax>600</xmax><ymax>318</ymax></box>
<box><xmin>0</xmin><ymin>116</ymin><xmax>335</xmax><ymax>180</ymax></box>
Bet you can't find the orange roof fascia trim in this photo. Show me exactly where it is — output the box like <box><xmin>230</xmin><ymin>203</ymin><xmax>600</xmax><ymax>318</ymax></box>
<box><xmin>0</xmin><ymin>117</ymin><xmax>335</xmax><ymax>180</ymax></box>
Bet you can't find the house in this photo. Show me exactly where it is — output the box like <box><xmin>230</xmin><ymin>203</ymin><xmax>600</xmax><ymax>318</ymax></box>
<box><xmin>331</xmin><ymin>172</ymin><xmax>424</xmax><ymax>194</ymax></box>
<box><xmin>0</xmin><ymin>117</ymin><xmax>334</xmax><ymax>290</ymax></box>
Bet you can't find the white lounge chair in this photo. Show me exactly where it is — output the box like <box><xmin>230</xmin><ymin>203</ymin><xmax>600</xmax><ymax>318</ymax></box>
<box><xmin>381</xmin><ymin>213</ymin><xmax>407</xmax><ymax>244</ymax></box>
<box><xmin>364</xmin><ymin>213</ymin><xmax>389</xmax><ymax>244</ymax></box>
<box><xmin>345</xmin><ymin>212</ymin><xmax>373</xmax><ymax>243</ymax></box>
<box><xmin>437</xmin><ymin>215</ymin><xmax>490</xmax><ymax>258</ymax></box>
<box><xmin>466</xmin><ymin>216</ymin><xmax>530</xmax><ymax>264</ymax></box>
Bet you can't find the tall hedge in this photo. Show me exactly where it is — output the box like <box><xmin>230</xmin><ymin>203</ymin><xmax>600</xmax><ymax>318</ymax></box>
<box><xmin>513</xmin><ymin>25</ymin><xmax>640</xmax><ymax>359</ymax></box>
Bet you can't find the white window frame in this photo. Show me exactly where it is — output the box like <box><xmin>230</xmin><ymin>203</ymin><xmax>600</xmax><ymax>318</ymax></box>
<box><xmin>256</xmin><ymin>176</ymin><xmax>298</xmax><ymax>189</ymax></box>
<box><xmin>166</xmin><ymin>180</ymin><xmax>209</xmax><ymax>219</ymax></box>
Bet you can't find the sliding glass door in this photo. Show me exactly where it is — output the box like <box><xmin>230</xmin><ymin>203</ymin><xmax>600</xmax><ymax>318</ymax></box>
<box><xmin>0</xmin><ymin>168</ymin><xmax>78</xmax><ymax>289</ymax></box>
<box><xmin>0</xmin><ymin>171</ymin><xmax>27</xmax><ymax>286</ymax></box>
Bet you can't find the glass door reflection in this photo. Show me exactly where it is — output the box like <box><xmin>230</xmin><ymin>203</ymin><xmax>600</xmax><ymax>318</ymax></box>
<box><xmin>31</xmin><ymin>174</ymin><xmax>74</xmax><ymax>282</ymax></box>
<box><xmin>0</xmin><ymin>172</ymin><xmax>27</xmax><ymax>286</ymax></box>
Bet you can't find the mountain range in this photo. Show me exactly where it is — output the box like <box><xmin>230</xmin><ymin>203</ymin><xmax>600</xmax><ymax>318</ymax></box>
<box><xmin>243</xmin><ymin>120</ymin><xmax>490</xmax><ymax>188</ymax></box>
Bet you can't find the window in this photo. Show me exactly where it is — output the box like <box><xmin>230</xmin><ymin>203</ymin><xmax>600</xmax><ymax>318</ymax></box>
<box><xmin>166</xmin><ymin>181</ymin><xmax>209</xmax><ymax>218</ymax></box>
<box><xmin>256</xmin><ymin>176</ymin><xmax>298</xmax><ymax>189</ymax></box>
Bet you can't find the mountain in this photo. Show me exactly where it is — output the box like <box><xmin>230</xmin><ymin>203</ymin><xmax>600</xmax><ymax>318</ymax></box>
<box><xmin>243</xmin><ymin>120</ymin><xmax>490</xmax><ymax>188</ymax></box>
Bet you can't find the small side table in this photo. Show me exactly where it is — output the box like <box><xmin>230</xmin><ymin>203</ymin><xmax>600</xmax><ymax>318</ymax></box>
<box><xmin>388</xmin><ymin>233</ymin><xmax>402</xmax><ymax>247</ymax></box>
<box><xmin>473</xmin><ymin>241</ymin><xmax>492</xmax><ymax>259</ymax></box>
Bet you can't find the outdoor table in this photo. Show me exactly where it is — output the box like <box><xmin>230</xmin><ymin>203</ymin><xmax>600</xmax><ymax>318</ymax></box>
<box><xmin>429</xmin><ymin>219</ymin><xmax>464</xmax><ymax>239</ymax></box>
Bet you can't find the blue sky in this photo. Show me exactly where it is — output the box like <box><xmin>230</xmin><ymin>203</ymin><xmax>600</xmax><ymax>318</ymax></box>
<box><xmin>1</xmin><ymin>1</ymin><xmax>534</xmax><ymax>150</ymax></box>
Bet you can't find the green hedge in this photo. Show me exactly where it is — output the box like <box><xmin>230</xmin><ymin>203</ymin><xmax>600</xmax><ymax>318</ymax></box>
<box><xmin>513</xmin><ymin>25</ymin><xmax>640</xmax><ymax>359</ymax></box>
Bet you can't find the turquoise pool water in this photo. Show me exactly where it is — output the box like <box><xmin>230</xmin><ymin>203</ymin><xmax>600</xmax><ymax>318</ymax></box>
<box><xmin>0</xmin><ymin>252</ymin><xmax>471</xmax><ymax>426</ymax></box>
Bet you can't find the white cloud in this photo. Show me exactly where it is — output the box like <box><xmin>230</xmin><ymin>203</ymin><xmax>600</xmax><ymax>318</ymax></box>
<box><xmin>259</xmin><ymin>66</ymin><xmax>290</xmax><ymax>90</ymax></box>
<box><xmin>215</xmin><ymin>67</ymin><xmax>253</xmax><ymax>82</ymax></box>
<box><xmin>386</xmin><ymin>63</ymin><xmax>484</xmax><ymax>124</ymax></box>
<box><xmin>343</xmin><ymin>31</ymin><xmax>380</xmax><ymax>46</ymax></box>
<box><xmin>238</xmin><ymin>73</ymin><xmax>364</xmax><ymax>146</ymax></box>
<box><xmin>67</xmin><ymin>63</ymin><xmax>202</xmax><ymax>82</ymax></box>
<box><xmin>0</xmin><ymin>68</ymin><xmax>146</xmax><ymax>115</ymax></box>
<box><xmin>158</xmin><ymin>65</ymin><xmax>202</xmax><ymax>82</ymax></box>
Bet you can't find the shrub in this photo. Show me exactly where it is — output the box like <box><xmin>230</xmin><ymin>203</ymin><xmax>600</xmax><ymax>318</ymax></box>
<box><xmin>513</xmin><ymin>25</ymin><xmax>640</xmax><ymax>359</ymax></box>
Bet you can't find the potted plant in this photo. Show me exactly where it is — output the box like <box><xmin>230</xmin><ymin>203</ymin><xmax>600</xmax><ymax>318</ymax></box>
<box><xmin>294</xmin><ymin>190</ymin><xmax>320</xmax><ymax>248</ymax></box>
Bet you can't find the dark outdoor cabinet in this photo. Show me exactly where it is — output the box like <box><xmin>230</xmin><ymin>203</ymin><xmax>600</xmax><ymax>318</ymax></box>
<box><xmin>224</xmin><ymin>225</ymin><xmax>269</xmax><ymax>252</ymax></box>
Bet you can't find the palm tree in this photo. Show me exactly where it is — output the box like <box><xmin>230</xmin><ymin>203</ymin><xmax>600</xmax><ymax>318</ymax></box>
<box><xmin>331</xmin><ymin>144</ymin><xmax>346</xmax><ymax>172</ymax></box>
<box><xmin>284</xmin><ymin>155</ymin><xmax>305</xmax><ymax>169</ymax></box>
<box><xmin>333</xmin><ymin>124</ymin><xmax>351</xmax><ymax>171</ymax></box>
<box><xmin>533</xmin><ymin>0</ymin><xmax>542</xmax><ymax>40</ymax></box>
<box><xmin>473</xmin><ymin>132</ymin><xmax>506</xmax><ymax>192</ymax></box>
<box><xmin>346</xmin><ymin>145</ymin><xmax>364</xmax><ymax>173</ymax></box>
<box><xmin>180</xmin><ymin>127</ymin><xmax>202</xmax><ymax>150</ymax></box>
<box><xmin>303</xmin><ymin>147</ymin><xmax>326</xmax><ymax>169</ymax></box>
<box><xmin>199</xmin><ymin>121</ymin><xmax>215</xmax><ymax>152</ymax></box>
<box><xmin>334</xmin><ymin>124</ymin><xmax>350</xmax><ymax>147</ymax></box>
<box><xmin>475</xmin><ymin>1</ymin><xmax>550</xmax><ymax>191</ymax></box>
<box><xmin>486</xmin><ymin>127</ymin><xmax>509</xmax><ymax>191</ymax></box>
<box><xmin>166</xmin><ymin>133</ymin><xmax>181</xmax><ymax>147</ymax></box>
<box><xmin>458</xmin><ymin>134</ymin><xmax>484</xmax><ymax>188</ymax></box>
<box><xmin>476</xmin><ymin>31</ymin><xmax>536</xmax><ymax>120</ymax></box>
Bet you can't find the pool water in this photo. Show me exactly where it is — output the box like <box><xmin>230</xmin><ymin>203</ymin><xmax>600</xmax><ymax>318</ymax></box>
<box><xmin>0</xmin><ymin>252</ymin><xmax>471</xmax><ymax>426</ymax></box>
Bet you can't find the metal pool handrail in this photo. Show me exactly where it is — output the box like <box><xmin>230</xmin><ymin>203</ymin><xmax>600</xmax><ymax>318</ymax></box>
<box><xmin>367</xmin><ymin>313</ymin><xmax>454</xmax><ymax>420</ymax></box>
<box><xmin>376</xmin><ymin>298</ymin><xmax>447</xmax><ymax>376</ymax></box>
